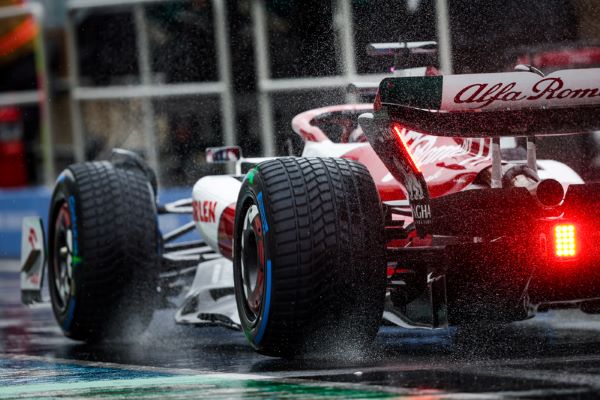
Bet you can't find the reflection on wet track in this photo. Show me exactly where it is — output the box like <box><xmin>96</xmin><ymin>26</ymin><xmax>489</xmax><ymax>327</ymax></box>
<box><xmin>2</xmin><ymin>260</ymin><xmax>600</xmax><ymax>398</ymax></box>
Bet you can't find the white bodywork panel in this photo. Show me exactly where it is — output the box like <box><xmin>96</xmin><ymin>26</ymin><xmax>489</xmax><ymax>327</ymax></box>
<box><xmin>20</xmin><ymin>217</ymin><xmax>46</xmax><ymax>304</ymax></box>
<box><xmin>192</xmin><ymin>175</ymin><xmax>241</xmax><ymax>256</ymax></box>
<box><xmin>537</xmin><ymin>159</ymin><xmax>584</xmax><ymax>185</ymax></box>
<box><xmin>440</xmin><ymin>68</ymin><xmax>600</xmax><ymax>112</ymax></box>
<box><xmin>175</xmin><ymin>258</ymin><xmax>240</xmax><ymax>329</ymax></box>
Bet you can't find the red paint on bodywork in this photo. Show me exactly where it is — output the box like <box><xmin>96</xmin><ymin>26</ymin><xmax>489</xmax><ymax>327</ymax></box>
<box><xmin>292</xmin><ymin>104</ymin><xmax>492</xmax><ymax>203</ymax></box>
<box><xmin>341</xmin><ymin>146</ymin><xmax>405</xmax><ymax>202</ymax></box>
<box><xmin>341</xmin><ymin>131</ymin><xmax>491</xmax><ymax>202</ymax></box>
<box><xmin>192</xmin><ymin>201</ymin><xmax>200</xmax><ymax>222</ymax></box>
<box><xmin>218</xmin><ymin>204</ymin><xmax>236</xmax><ymax>259</ymax></box>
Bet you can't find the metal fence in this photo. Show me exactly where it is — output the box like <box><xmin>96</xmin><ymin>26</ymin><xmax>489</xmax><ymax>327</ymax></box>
<box><xmin>0</xmin><ymin>0</ymin><xmax>453</xmax><ymax>185</ymax></box>
<box><xmin>251</xmin><ymin>0</ymin><xmax>453</xmax><ymax>156</ymax></box>
<box><xmin>65</xmin><ymin>0</ymin><xmax>237</xmax><ymax>178</ymax></box>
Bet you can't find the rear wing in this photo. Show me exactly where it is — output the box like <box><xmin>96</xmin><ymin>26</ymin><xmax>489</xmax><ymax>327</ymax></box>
<box><xmin>376</xmin><ymin>68</ymin><xmax>600</xmax><ymax>136</ymax></box>
<box><xmin>359</xmin><ymin>68</ymin><xmax>600</xmax><ymax>236</ymax></box>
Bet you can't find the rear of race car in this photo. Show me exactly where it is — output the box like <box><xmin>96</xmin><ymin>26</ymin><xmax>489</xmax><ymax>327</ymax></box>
<box><xmin>359</xmin><ymin>67</ymin><xmax>600</xmax><ymax>326</ymax></box>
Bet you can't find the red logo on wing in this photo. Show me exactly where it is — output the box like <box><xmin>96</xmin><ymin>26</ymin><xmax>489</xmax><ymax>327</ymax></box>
<box><xmin>454</xmin><ymin>77</ymin><xmax>600</xmax><ymax>109</ymax></box>
<box><xmin>28</xmin><ymin>227</ymin><xmax>37</xmax><ymax>248</ymax></box>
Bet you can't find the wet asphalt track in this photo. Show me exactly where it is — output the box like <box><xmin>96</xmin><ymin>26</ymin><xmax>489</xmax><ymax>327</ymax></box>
<box><xmin>3</xmin><ymin>259</ymin><xmax>600</xmax><ymax>399</ymax></box>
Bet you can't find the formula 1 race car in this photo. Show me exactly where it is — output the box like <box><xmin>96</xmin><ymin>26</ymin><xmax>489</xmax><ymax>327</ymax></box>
<box><xmin>20</xmin><ymin>42</ymin><xmax>600</xmax><ymax>357</ymax></box>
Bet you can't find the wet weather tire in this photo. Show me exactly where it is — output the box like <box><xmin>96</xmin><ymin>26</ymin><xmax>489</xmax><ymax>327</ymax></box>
<box><xmin>48</xmin><ymin>161</ymin><xmax>159</xmax><ymax>341</ymax></box>
<box><xmin>233</xmin><ymin>157</ymin><xmax>386</xmax><ymax>357</ymax></box>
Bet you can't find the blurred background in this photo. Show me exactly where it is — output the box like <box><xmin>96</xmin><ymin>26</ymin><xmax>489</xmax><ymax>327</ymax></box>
<box><xmin>0</xmin><ymin>0</ymin><xmax>599</xmax><ymax>256</ymax></box>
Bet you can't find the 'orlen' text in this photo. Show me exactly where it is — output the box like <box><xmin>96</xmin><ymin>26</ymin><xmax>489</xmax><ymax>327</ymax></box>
<box><xmin>193</xmin><ymin>200</ymin><xmax>217</xmax><ymax>223</ymax></box>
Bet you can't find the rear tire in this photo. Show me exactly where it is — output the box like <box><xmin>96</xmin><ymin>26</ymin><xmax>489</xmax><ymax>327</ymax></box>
<box><xmin>233</xmin><ymin>157</ymin><xmax>386</xmax><ymax>357</ymax></box>
<box><xmin>48</xmin><ymin>161</ymin><xmax>159</xmax><ymax>341</ymax></box>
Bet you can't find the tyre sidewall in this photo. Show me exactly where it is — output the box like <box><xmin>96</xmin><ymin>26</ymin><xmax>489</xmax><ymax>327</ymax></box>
<box><xmin>48</xmin><ymin>169</ymin><xmax>84</xmax><ymax>338</ymax></box>
<box><xmin>233</xmin><ymin>158</ymin><xmax>386</xmax><ymax>357</ymax></box>
<box><xmin>233</xmin><ymin>169</ymin><xmax>273</xmax><ymax>351</ymax></box>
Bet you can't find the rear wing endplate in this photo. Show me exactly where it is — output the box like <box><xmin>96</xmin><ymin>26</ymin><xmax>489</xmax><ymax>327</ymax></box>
<box><xmin>359</xmin><ymin>112</ymin><xmax>431</xmax><ymax>237</ymax></box>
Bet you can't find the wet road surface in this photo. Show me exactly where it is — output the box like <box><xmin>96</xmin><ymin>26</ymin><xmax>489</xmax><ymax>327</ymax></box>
<box><xmin>3</xmin><ymin>259</ymin><xmax>600</xmax><ymax>398</ymax></box>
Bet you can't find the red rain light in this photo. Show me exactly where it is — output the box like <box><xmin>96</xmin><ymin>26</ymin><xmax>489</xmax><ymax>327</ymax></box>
<box><xmin>554</xmin><ymin>224</ymin><xmax>576</xmax><ymax>257</ymax></box>
<box><xmin>392</xmin><ymin>123</ymin><xmax>421</xmax><ymax>172</ymax></box>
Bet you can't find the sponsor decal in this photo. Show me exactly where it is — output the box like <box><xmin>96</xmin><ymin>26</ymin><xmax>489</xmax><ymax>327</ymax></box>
<box><xmin>27</xmin><ymin>227</ymin><xmax>37</xmax><ymax>248</ymax></box>
<box><xmin>193</xmin><ymin>200</ymin><xmax>217</xmax><ymax>223</ymax></box>
<box><xmin>528</xmin><ymin>78</ymin><xmax>600</xmax><ymax>100</ymax></box>
<box><xmin>381</xmin><ymin>69</ymin><xmax>600</xmax><ymax>113</ymax></box>
<box><xmin>411</xmin><ymin>203</ymin><xmax>432</xmax><ymax>222</ymax></box>
<box><xmin>380</xmin><ymin>134</ymin><xmax>490</xmax><ymax>184</ymax></box>
<box><xmin>405</xmin><ymin>172</ymin><xmax>432</xmax><ymax>229</ymax></box>
<box><xmin>454</xmin><ymin>82</ymin><xmax>526</xmax><ymax>108</ymax></box>
<box><xmin>452</xmin><ymin>76</ymin><xmax>600</xmax><ymax>110</ymax></box>
<box><xmin>403</xmin><ymin>131</ymin><xmax>490</xmax><ymax>169</ymax></box>
<box><xmin>405</xmin><ymin>174</ymin><xmax>424</xmax><ymax>201</ymax></box>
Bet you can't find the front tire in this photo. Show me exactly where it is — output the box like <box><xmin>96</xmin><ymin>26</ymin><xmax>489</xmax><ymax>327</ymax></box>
<box><xmin>48</xmin><ymin>161</ymin><xmax>159</xmax><ymax>341</ymax></box>
<box><xmin>233</xmin><ymin>157</ymin><xmax>386</xmax><ymax>357</ymax></box>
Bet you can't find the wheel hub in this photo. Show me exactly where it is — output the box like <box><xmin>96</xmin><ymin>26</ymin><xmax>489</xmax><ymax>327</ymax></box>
<box><xmin>240</xmin><ymin>204</ymin><xmax>266</xmax><ymax>321</ymax></box>
<box><xmin>53</xmin><ymin>203</ymin><xmax>74</xmax><ymax>313</ymax></box>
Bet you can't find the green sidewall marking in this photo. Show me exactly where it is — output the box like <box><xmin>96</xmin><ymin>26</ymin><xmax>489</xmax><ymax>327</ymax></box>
<box><xmin>243</xmin><ymin>326</ymin><xmax>253</xmax><ymax>342</ymax></box>
<box><xmin>247</xmin><ymin>167</ymin><xmax>258</xmax><ymax>185</ymax></box>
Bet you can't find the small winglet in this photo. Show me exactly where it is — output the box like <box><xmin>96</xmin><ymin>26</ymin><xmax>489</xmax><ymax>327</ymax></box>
<box><xmin>20</xmin><ymin>217</ymin><xmax>46</xmax><ymax>305</ymax></box>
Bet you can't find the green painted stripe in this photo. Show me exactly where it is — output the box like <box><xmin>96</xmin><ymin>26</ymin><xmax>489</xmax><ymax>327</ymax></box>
<box><xmin>379</xmin><ymin>76</ymin><xmax>443</xmax><ymax>110</ymax></box>
<box><xmin>0</xmin><ymin>374</ymin><xmax>397</xmax><ymax>399</ymax></box>
<box><xmin>0</xmin><ymin>355</ymin><xmax>398</xmax><ymax>399</ymax></box>
<box><xmin>0</xmin><ymin>376</ymin><xmax>198</xmax><ymax>396</ymax></box>
<box><xmin>247</xmin><ymin>167</ymin><xmax>256</xmax><ymax>185</ymax></box>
